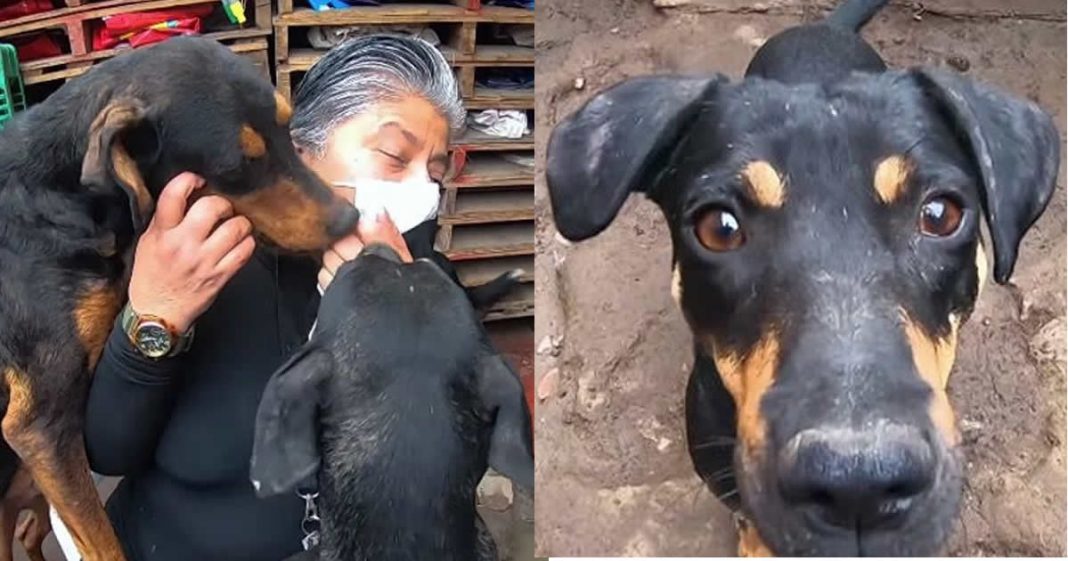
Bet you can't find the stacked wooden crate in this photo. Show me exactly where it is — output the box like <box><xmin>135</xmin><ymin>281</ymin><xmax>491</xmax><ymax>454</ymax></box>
<box><xmin>0</xmin><ymin>0</ymin><xmax>273</xmax><ymax>86</ymax></box>
<box><xmin>274</xmin><ymin>1</ymin><xmax>534</xmax><ymax>322</ymax></box>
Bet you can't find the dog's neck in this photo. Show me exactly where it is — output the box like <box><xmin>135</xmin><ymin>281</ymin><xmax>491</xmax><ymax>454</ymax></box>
<box><xmin>314</xmin><ymin>396</ymin><xmax>488</xmax><ymax>561</ymax></box>
<box><xmin>316</xmin><ymin>462</ymin><xmax>483</xmax><ymax>561</ymax></box>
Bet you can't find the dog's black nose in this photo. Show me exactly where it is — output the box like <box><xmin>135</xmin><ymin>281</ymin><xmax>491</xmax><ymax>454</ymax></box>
<box><xmin>778</xmin><ymin>425</ymin><xmax>935</xmax><ymax>529</ymax></box>
<box><xmin>362</xmin><ymin>243</ymin><xmax>401</xmax><ymax>263</ymax></box>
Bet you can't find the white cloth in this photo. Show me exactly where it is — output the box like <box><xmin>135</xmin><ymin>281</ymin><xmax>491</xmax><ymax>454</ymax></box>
<box><xmin>467</xmin><ymin>109</ymin><xmax>529</xmax><ymax>139</ymax></box>
<box><xmin>336</xmin><ymin>177</ymin><xmax>441</xmax><ymax>236</ymax></box>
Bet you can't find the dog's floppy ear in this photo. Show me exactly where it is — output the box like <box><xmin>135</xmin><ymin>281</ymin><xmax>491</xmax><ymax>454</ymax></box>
<box><xmin>545</xmin><ymin>75</ymin><xmax>725</xmax><ymax>241</ymax></box>
<box><xmin>912</xmin><ymin>68</ymin><xmax>1060</xmax><ymax>284</ymax></box>
<box><xmin>81</xmin><ymin>100</ymin><xmax>155</xmax><ymax>232</ymax></box>
<box><xmin>476</xmin><ymin>346</ymin><xmax>534</xmax><ymax>491</ymax></box>
<box><xmin>250</xmin><ymin>346</ymin><xmax>333</xmax><ymax>497</ymax></box>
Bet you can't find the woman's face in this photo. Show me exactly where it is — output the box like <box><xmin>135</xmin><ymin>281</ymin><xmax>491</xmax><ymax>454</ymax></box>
<box><xmin>300</xmin><ymin>94</ymin><xmax>451</xmax><ymax>203</ymax></box>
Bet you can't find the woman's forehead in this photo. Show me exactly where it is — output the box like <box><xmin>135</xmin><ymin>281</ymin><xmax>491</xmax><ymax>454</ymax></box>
<box><xmin>331</xmin><ymin>95</ymin><xmax>450</xmax><ymax>149</ymax></box>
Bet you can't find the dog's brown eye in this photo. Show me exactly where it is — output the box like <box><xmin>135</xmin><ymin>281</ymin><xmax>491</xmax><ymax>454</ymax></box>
<box><xmin>919</xmin><ymin>196</ymin><xmax>963</xmax><ymax>237</ymax></box>
<box><xmin>695</xmin><ymin>208</ymin><xmax>745</xmax><ymax>252</ymax></box>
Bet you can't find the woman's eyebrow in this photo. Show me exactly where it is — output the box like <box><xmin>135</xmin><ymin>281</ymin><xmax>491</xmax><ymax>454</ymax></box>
<box><xmin>429</xmin><ymin>153</ymin><xmax>450</xmax><ymax>168</ymax></box>
<box><xmin>377</xmin><ymin>122</ymin><xmax>420</xmax><ymax>147</ymax></box>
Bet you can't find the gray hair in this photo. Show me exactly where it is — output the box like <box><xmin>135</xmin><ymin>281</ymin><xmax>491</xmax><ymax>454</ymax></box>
<box><xmin>291</xmin><ymin>34</ymin><xmax>465</xmax><ymax>156</ymax></box>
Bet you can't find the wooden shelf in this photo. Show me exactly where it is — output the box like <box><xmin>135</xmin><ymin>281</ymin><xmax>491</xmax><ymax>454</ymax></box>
<box><xmin>455</xmin><ymin>255</ymin><xmax>534</xmax><ymax>286</ymax></box>
<box><xmin>483</xmin><ymin>282</ymin><xmax>534</xmax><ymax>321</ymax></box>
<box><xmin>276</xmin><ymin>4</ymin><xmax>471</xmax><ymax>26</ymax></box>
<box><xmin>274</xmin><ymin>4</ymin><xmax>532</xmax><ymax>26</ymax></box>
<box><xmin>455</xmin><ymin>44</ymin><xmax>533</xmax><ymax>66</ymax></box>
<box><xmin>476</xmin><ymin>6</ymin><xmax>533</xmax><ymax>24</ymax></box>
<box><xmin>448</xmin><ymin>154</ymin><xmax>534</xmax><ymax>189</ymax></box>
<box><xmin>466</xmin><ymin>86</ymin><xmax>534</xmax><ymax>109</ymax></box>
<box><xmin>441</xmin><ymin>188</ymin><xmax>533</xmax><ymax>225</ymax></box>
<box><xmin>453</xmin><ymin>128</ymin><xmax>533</xmax><ymax>152</ymax></box>
<box><xmin>444</xmin><ymin>222</ymin><xmax>534</xmax><ymax>261</ymax></box>
<box><xmin>285</xmin><ymin>43</ymin><xmax>531</xmax><ymax>72</ymax></box>
<box><xmin>0</xmin><ymin>0</ymin><xmax>212</xmax><ymax>31</ymax></box>
<box><xmin>20</xmin><ymin>30</ymin><xmax>270</xmax><ymax>85</ymax></box>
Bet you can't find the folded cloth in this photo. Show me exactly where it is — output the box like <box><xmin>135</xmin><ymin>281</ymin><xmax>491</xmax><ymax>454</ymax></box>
<box><xmin>467</xmin><ymin>110</ymin><xmax>529</xmax><ymax>139</ymax></box>
<box><xmin>93</xmin><ymin>18</ymin><xmax>202</xmax><ymax>50</ymax></box>
<box><xmin>484</xmin><ymin>0</ymin><xmax>534</xmax><ymax>8</ymax></box>
<box><xmin>307</xmin><ymin>24</ymin><xmax>440</xmax><ymax>49</ymax></box>
<box><xmin>476</xmin><ymin>68</ymin><xmax>534</xmax><ymax>90</ymax></box>
<box><xmin>0</xmin><ymin>0</ymin><xmax>52</xmax><ymax>23</ymax></box>
<box><xmin>92</xmin><ymin>5</ymin><xmax>213</xmax><ymax>50</ymax></box>
<box><xmin>306</xmin><ymin>0</ymin><xmax>379</xmax><ymax>10</ymax></box>
<box><xmin>506</xmin><ymin>24</ymin><xmax>533</xmax><ymax>47</ymax></box>
<box><xmin>11</xmin><ymin>32</ymin><xmax>62</xmax><ymax>62</ymax></box>
<box><xmin>501</xmin><ymin>153</ymin><xmax>535</xmax><ymax>168</ymax></box>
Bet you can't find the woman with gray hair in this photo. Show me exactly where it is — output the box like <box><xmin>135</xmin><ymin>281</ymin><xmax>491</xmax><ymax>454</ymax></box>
<box><xmin>294</xmin><ymin>35</ymin><xmax>465</xmax><ymax>292</ymax></box>
<box><xmin>81</xmin><ymin>35</ymin><xmax>465</xmax><ymax>561</ymax></box>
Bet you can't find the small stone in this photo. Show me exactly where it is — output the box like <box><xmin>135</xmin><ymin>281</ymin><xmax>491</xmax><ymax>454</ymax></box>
<box><xmin>573</xmin><ymin>77</ymin><xmax>586</xmax><ymax>90</ymax></box>
<box><xmin>610</xmin><ymin>27</ymin><xmax>619</xmax><ymax>34</ymax></box>
<box><xmin>477</xmin><ymin>473</ymin><xmax>514</xmax><ymax>511</ymax></box>
<box><xmin>536</xmin><ymin>336</ymin><xmax>553</xmax><ymax>355</ymax></box>
<box><xmin>538</xmin><ymin>368</ymin><xmax>558</xmax><ymax>401</ymax></box>
<box><xmin>946</xmin><ymin>55</ymin><xmax>970</xmax><ymax>72</ymax></box>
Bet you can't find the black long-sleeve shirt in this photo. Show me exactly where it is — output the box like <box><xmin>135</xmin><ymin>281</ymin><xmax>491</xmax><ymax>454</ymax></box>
<box><xmin>85</xmin><ymin>249</ymin><xmax>321</xmax><ymax>561</ymax></box>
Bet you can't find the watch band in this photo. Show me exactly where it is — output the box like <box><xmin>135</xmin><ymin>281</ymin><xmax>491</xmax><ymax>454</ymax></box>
<box><xmin>120</xmin><ymin>302</ymin><xmax>195</xmax><ymax>358</ymax></box>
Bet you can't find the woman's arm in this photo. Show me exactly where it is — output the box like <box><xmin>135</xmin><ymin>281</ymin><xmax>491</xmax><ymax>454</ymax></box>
<box><xmin>84</xmin><ymin>320</ymin><xmax>186</xmax><ymax>476</ymax></box>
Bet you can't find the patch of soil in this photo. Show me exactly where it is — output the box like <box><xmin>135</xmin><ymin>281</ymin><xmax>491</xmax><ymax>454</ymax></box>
<box><xmin>533</xmin><ymin>0</ymin><xmax>1067</xmax><ymax>556</ymax></box>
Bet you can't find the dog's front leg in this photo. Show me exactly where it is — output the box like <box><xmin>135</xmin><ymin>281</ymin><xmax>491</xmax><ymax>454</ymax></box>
<box><xmin>2</xmin><ymin>369</ymin><xmax>125</xmax><ymax>561</ymax></box>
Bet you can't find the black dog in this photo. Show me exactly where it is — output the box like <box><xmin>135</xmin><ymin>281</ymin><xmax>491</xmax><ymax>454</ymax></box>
<box><xmin>0</xmin><ymin>37</ymin><xmax>359</xmax><ymax>560</ymax></box>
<box><xmin>251</xmin><ymin>244</ymin><xmax>534</xmax><ymax>561</ymax></box>
<box><xmin>546</xmin><ymin>0</ymin><xmax>1059</xmax><ymax>556</ymax></box>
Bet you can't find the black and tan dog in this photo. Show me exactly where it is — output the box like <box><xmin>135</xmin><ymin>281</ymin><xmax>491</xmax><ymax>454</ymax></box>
<box><xmin>546</xmin><ymin>0</ymin><xmax>1059</xmax><ymax>556</ymax></box>
<box><xmin>0</xmin><ymin>37</ymin><xmax>359</xmax><ymax>560</ymax></box>
<box><xmin>251</xmin><ymin>244</ymin><xmax>534</xmax><ymax>561</ymax></box>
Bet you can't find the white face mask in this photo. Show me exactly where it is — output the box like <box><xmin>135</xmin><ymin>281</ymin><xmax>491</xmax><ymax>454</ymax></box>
<box><xmin>335</xmin><ymin>177</ymin><xmax>441</xmax><ymax>234</ymax></box>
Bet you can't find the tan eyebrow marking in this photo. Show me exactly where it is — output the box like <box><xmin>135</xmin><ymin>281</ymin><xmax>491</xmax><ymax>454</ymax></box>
<box><xmin>239</xmin><ymin>124</ymin><xmax>267</xmax><ymax>158</ymax></box>
<box><xmin>873</xmin><ymin>155</ymin><xmax>911</xmax><ymax>204</ymax></box>
<box><xmin>741</xmin><ymin>160</ymin><xmax>785</xmax><ymax>209</ymax></box>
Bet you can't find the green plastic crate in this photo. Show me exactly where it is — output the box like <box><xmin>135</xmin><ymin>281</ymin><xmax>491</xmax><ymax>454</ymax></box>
<box><xmin>0</xmin><ymin>43</ymin><xmax>26</xmax><ymax>129</ymax></box>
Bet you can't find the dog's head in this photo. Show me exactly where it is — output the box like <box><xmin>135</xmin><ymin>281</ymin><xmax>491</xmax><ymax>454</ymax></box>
<box><xmin>249</xmin><ymin>244</ymin><xmax>533</xmax><ymax>524</ymax></box>
<box><xmin>546</xmin><ymin>70</ymin><xmax>1059</xmax><ymax>555</ymax></box>
<box><xmin>78</xmin><ymin>36</ymin><xmax>357</xmax><ymax>251</ymax></box>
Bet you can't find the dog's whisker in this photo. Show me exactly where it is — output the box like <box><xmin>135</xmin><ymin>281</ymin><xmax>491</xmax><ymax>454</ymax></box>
<box><xmin>691</xmin><ymin>437</ymin><xmax>737</xmax><ymax>450</ymax></box>
<box><xmin>715</xmin><ymin>488</ymin><xmax>739</xmax><ymax>502</ymax></box>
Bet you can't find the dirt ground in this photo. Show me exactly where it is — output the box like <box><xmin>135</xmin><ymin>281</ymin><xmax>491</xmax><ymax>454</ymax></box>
<box><xmin>533</xmin><ymin>0</ymin><xmax>1067</xmax><ymax>556</ymax></box>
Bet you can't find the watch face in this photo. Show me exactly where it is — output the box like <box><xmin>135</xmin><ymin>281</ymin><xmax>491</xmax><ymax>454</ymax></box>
<box><xmin>135</xmin><ymin>322</ymin><xmax>173</xmax><ymax>358</ymax></box>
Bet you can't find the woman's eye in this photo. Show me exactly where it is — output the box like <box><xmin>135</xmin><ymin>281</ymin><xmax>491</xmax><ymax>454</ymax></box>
<box><xmin>377</xmin><ymin>150</ymin><xmax>407</xmax><ymax>164</ymax></box>
<box><xmin>694</xmin><ymin>207</ymin><xmax>745</xmax><ymax>252</ymax></box>
<box><xmin>919</xmin><ymin>195</ymin><xmax>963</xmax><ymax>237</ymax></box>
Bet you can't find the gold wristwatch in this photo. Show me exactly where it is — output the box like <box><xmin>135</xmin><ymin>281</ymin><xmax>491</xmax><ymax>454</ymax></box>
<box><xmin>120</xmin><ymin>302</ymin><xmax>195</xmax><ymax>359</ymax></box>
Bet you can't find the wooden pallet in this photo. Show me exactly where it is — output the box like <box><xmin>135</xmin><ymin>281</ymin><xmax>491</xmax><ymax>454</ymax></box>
<box><xmin>455</xmin><ymin>255</ymin><xmax>533</xmax><ymax>321</ymax></box>
<box><xmin>453</xmin><ymin>128</ymin><xmax>534</xmax><ymax>152</ymax></box>
<box><xmin>0</xmin><ymin>0</ymin><xmax>272</xmax><ymax>61</ymax></box>
<box><xmin>272</xmin><ymin>3</ymin><xmax>533</xmax><ymax>103</ymax></box>
<box><xmin>18</xmin><ymin>29</ymin><xmax>270</xmax><ymax>85</ymax></box>
<box><xmin>449</xmin><ymin>153</ymin><xmax>534</xmax><ymax>189</ymax></box>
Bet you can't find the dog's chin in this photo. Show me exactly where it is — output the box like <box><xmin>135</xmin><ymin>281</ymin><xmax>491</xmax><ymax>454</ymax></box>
<box><xmin>737</xmin><ymin>447</ymin><xmax>964</xmax><ymax>556</ymax></box>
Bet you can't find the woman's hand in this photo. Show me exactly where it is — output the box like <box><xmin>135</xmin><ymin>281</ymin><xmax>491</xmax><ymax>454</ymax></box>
<box><xmin>128</xmin><ymin>172</ymin><xmax>256</xmax><ymax>333</ymax></box>
<box><xmin>318</xmin><ymin>210</ymin><xmax>413</xmax><ymax>290</ymax></box>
